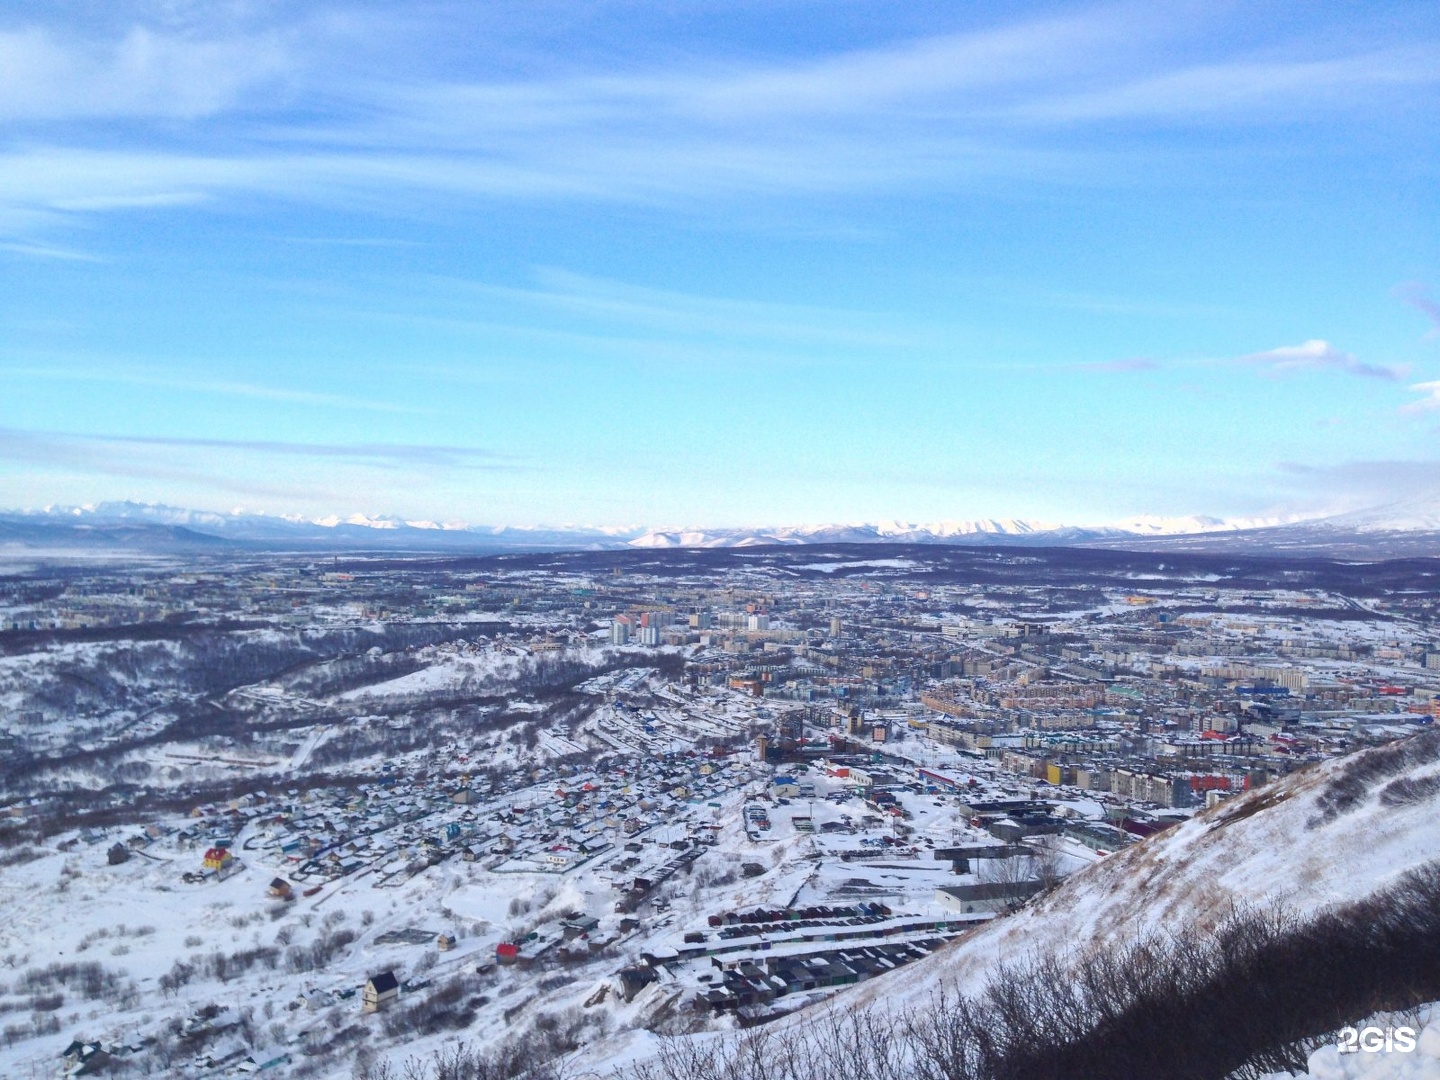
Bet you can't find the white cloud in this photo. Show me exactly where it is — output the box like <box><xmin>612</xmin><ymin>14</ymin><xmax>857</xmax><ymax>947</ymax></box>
<box><xmin>1076</xmin><ymin>357</ymin><xmax>1160</xmax><ymax>373</ymax></box>
<box><xmin>0</xmin><ymin>427</ymin><xmax>514</xmax><ymax>471</ymax></box>
<box><xmin>661</xmin><ymin>11</ymin><xmax>1131</xmax><ymax>122</ymax></box>
<box><xmin>1240</xmin><ymin>339</ymin><xmax>1407</xmax><ymax>381</ymax></box>
<box><xmin>0</xmin><ymin>6</ymin><xmax>1434</xmax><ymax>236</ymax></box>
<box><xmin>1396</xmin><ymin>283</ymin><xmax>1440</xmax><ymax>340</ymax></box>
<box><xmin>0</xmin><ymin>25</ymin><xmax>292</xmax><ymax>121</ymax></box>
<box><xmin>0</xmin><ymin>363</ymin><xmax>431</xmax><ymax>414</ymax></box>
<box><xmin>1008</xmin><ymin>46</ymin><xmax>1440</xmax><ymax>124</ymax></box>
<box><xmin>447</xmin><ymin>268</ymin><xmax>920</xmax><ymax>350</ymax></box>
<box><xmin>0</xmin><ymin>240</ymin><xmax>102</xmax><ymax>261</ymax></box>
<box><xmin>1402</xmin><ymin>380</ymin><xmax>1440</xmax><ymax>413</ymax></box>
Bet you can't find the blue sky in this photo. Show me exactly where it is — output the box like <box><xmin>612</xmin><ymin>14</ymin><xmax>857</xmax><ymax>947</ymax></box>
<box><xmin>1</xmin><ymin>0</ymin><xmax>1437</xmax><ymax>527</ymax></box>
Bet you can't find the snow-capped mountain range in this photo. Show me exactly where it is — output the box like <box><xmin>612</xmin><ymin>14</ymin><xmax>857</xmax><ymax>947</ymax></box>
<box><xmin>622</xmin><ymin>513</ymin><xmax>1302</xmax><ymax>549</ymax></box>
<box><xmin>2</xmin><ymin>497</ymin><xmax>1439</xmax><ymax>555</ymax></box>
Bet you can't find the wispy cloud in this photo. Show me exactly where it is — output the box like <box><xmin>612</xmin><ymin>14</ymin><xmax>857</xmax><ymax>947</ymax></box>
<box><xmin>1</xmin><ymin>6</ymin><xmax>1436</xmax><ymax>235</ymax></box>
<box><xmin>440</xmin><ymin>267</ymin><xmax>920</xmax><ymax>352</ymax></box>
<box><xmin>0</xmin><ymin>427</ymin><xmax>520</xmax><ymax>499</ymax></box>
<box><xmin>1239</xmin><ymin>339</ymin><xmax>1408</xmax><ymax>381</ymax></box>
<box><xmin>0</xmin><ymin>364</ymin><xmax>429</xmax><ymax>414</ymax></box>
<box><xmin>1402</xmin><ymin>381</ymin><xmax>1440</xmax><ymax>414</ymax></box>
<box><xmin>0</xmin><ymin>240</ymin><xmax>102</xmax><ymax>261</ymax></box>
<box><xmin>1396</xmin><ymin>282</ymin><xmax>1440</xmax><ymax>340</ymax></box>
<box><xmin>1007</xmin><ymin>46</ymin><xmax>1440</xmax><ymax>124</ymax></box>
<box><xmin>0</xmin><ymin>427</ymin><xmax>305</xmax><ymax>500</ymax></box>
<box><xmin>1074</xmin><ymin>340</ymin><xmax>1406</xmax><ymax>381</ymax></box>
<box><xmin>0</xmin><ymin>25</ymin><xmax>292</xmax><ymax>122</ymax></box>
<box><xmin>281</xmin><ymin>235</ymin><xmax>426</xmax><ymax>248</ymax></box>
<box><xmin>1076</xmin><ymin>357</ymin><xmax>1160</xmax><ymax>373</ymax></box>
<box><xmin>85</xmin><ymin>433</ymin><xmax>519</xmax><ymax>470</ymax></box>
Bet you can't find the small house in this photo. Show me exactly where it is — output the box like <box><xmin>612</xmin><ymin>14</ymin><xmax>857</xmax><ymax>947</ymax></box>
<box><xmin>934</xmin><ymin>880</ymin><xmax>1044</xmax><ymax>915</ymax></box>
<box><xmin>61</xmin><ymin>1040</ymin><xmax>113</xmax><ymax>1076</ymax></box>
<box><xmin>202</xmin><ymin>847</ymin><xmax>232</xmax><ymax>873</ymax></box>
<box><xmin>561</xmin><ymin>914</ymin><xmax>599</xmax><ymax>939</ymax></box>
<box><xmin>362</xmin><ymin>971</ymin><xmax>400</xmax><ymax>1013</ymax></box>
<box><xmin>495</xmin><ymin>942</ymin><xmax>520</xmax><ymax>965</ymax></box>
<box><xmin>770</xmin><ymin>776</ymin><xmax>800</xmax><ymax>799</ymax></box>
<box><xmin>268</xmin><ymin>877</ymin><xmax>294</xmax><ymax>901</ymax></box>
<box><xmin>298</xmin><ymin>988</ymin><xmax>334</xmax><ymax>1011</ymax></box>
<box><xmin>616</xmin><ymin>967</ymin><xmax>658</xmax><ymax>1002</ymax></box>
<box><xmin>436</xmin><ymin>933</ymin><xmax>456</xmax><ymax>951</ymax></box>
<box><xmin>106</xmin><ymin>843</ymin><xmax>130</xmax><ymax>866</ymax></box>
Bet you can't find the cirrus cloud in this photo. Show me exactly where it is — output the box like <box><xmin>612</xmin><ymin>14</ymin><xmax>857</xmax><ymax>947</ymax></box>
<box><xmin>1402</xmin><ymin>381</ymin><xmax>1440</xmax><ymax>414</ymax></box>
<box><xmin>0</xmin><ymin>25</ymin><xmax>293</xmax><ymax>123</ymax></box>
<box><xmin>1395</xmin><ymin>283</ymin><xmax>1440</xmax><ymax>340</ymax></box>
<box><xmin>1</xmin><ymin>6</ymin><xmax>1438</xmax><ymax>242</ymax></box>
<box><xmin>1240</xmin><ymin>339</ymin><xmax>1408</xmax><ymax>381</ymax></box>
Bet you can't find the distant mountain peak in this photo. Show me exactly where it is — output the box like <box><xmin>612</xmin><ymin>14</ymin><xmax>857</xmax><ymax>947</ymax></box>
<box><xmin>4</xmin><ymin>498</ymin><xmax>1440</xmax><ymax>556</ymax></box>
<box><xmin>1307</xmin><ymin>490</ymin><xmax>1440</xmax><ymax>532</ymax></box>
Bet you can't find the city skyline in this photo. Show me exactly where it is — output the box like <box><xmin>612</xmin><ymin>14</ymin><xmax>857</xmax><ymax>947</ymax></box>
<box><xmin>2</xmin><ymin>1</ymin><xmax>1438</xmax><ymax>527</ymax></box>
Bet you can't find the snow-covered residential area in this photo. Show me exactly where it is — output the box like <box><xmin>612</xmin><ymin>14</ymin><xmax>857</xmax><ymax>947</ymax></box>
<box><xmin>1</xmin><ymin>544</ymin><xmax>1438</xmax><ymax>1078</ymax></box>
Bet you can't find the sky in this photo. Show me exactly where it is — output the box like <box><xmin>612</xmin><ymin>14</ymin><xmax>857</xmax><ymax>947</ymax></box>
<box><xmin>1</xmin><ymin>0</ymin><xmax>1438</xmax><ymax>529</ymax></box>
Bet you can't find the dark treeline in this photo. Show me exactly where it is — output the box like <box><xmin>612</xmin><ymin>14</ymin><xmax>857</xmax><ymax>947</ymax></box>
<box><xmin>0</xmin><ymin>770</ymin><xmax>379</xmax><ymax>847</ymax></box>
<box><xmin>0</xmin><ymin>616</ymin><xmax>266</xmax><ymax>657</ymax></box>
<box><xmin>0</xmin><ymin>620</ymin><xmax>503</xmax><ymax>789</ymax></box>
<box><xmin>7</xmin><ymin>621</ymin><xmax>483</xmax><ymax>713</ymax></box>
<box><xmin>472</xmin><ymin>542</ymin><xmax>1440</xmax><ymax>599</ymax></box>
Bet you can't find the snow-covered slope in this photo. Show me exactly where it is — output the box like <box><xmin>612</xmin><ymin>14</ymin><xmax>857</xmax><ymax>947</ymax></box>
<box><xmin>583</xmin><ymin>731</ymin><xmax>1440</xmax><ymax>1074</ymax></box>
<box><xmin>1299</xmin><ymin>491</ymin><xmax>1440</xmax><ymax>533</ymax></box>
<box><xmin>870</xmin><ymin>732</ymin><xmax>1440</xmax><ymax>1009</ymax></box>
<box><xmin>1108</xmin><ymin>513</ymin><xmax>1303</xmax><ymax>535</ymax></box>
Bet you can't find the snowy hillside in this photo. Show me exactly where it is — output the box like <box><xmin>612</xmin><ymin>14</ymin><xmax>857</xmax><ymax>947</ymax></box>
<box><xmin>584</xmin><ymin>731</ymin><xmax>1440</xmax><ymax>1079</ymax></box>
<box><xmin>871</xmin><ymin>730</ymin><xmax>1440</xmax><ymax>1000</ymax></box>
<box><xmin>1302</xmin><ymin>491</ymin><xmax>1440</xmax><ymax>533</ymax></box>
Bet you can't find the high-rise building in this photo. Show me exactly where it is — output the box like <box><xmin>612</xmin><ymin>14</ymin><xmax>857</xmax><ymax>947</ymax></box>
<box><xmin>829</xmin><ymin>617</ymin><xmax>842</xmax><ymax>638</ymax></box>
<box><xmin>610</xmin><ymin>616</ymin><xmax>632</xmax><ymax>645</ymax></box>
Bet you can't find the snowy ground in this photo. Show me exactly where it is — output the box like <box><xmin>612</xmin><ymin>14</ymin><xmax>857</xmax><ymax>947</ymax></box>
<box><xmin>1259</xmin><ymin>1006</ymin><xmax>1440</xmax><ymax>1079</ymax></box>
